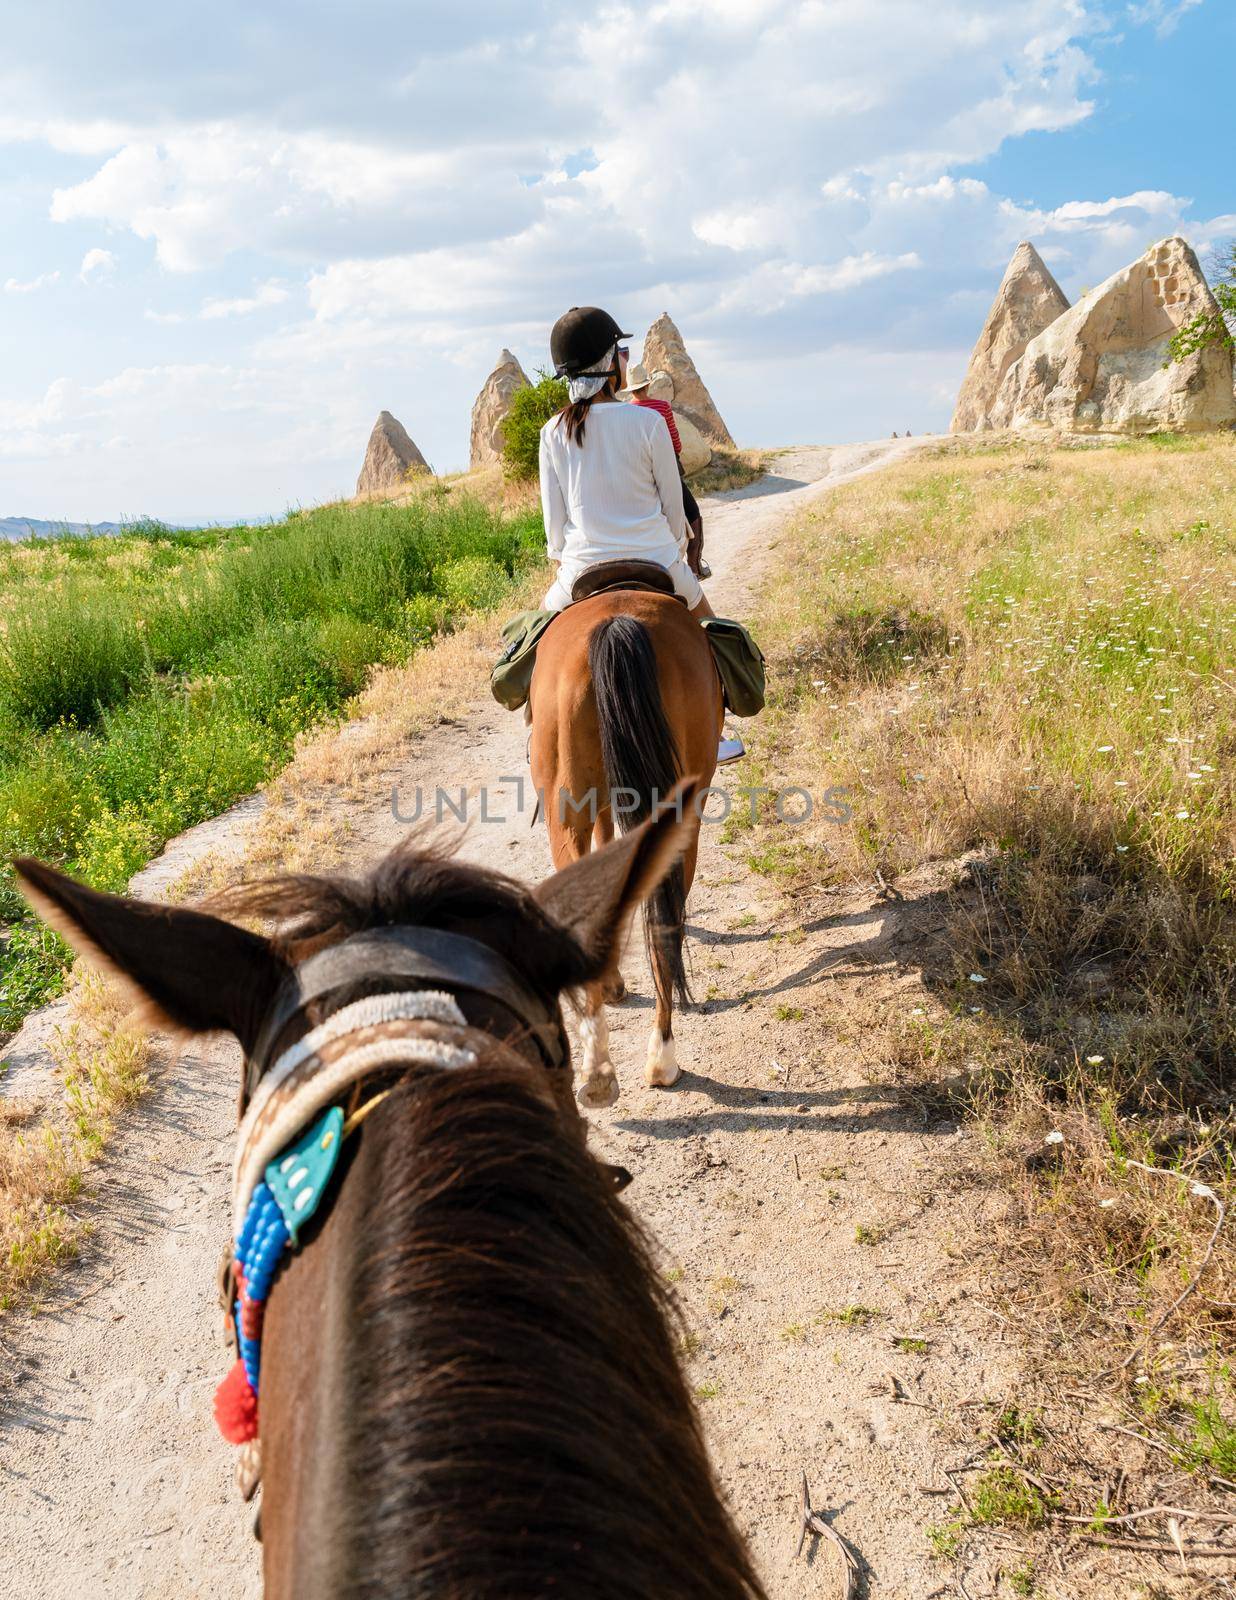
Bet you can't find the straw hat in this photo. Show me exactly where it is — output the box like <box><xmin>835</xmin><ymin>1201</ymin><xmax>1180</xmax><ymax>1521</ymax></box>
<box><xmin>619</xmin><ymin>362</ymin><xmax>652</xmax><ymax>395</ymax></box>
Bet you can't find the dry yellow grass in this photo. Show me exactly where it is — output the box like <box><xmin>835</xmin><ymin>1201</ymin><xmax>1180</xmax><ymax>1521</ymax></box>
<box><xmin>689</xmin><ymin>447</ymin><xmax>768</xmax><ymax>495</ymax></box>
<box><xmin>379</xmin><ymin>462</ymin><xmax>542</xmax><ymax>517</ymax></box>
<box><xmin>742</xmin><ymin>431</ymin><xmax>1236</xmax><ymax>1456</ymax></box>
<box><xmin>0</xmin><ymin>968</ymin><xmax>149</xmax><ymax>1309</ymax></box>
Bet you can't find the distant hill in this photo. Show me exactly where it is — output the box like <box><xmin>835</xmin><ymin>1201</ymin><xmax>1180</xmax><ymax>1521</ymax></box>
<box><xmin>1</xmin><ymin>515</ymin><xmax>277</xmax><ymax>543</ymax></box>
<box><xmin>1</xmin><ymin>516</ymin><xmax>127</xmax><ymax>542</ymax></box>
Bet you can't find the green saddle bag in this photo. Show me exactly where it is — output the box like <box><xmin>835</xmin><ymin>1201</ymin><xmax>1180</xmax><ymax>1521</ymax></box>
<box><xmin>489</xmin><ymin>607</ymin><xmax>766</xmax><ymax>718</ymax></box>
<box><xmin>490</xmin><ymin>608</ymin><xmax>558</xmax><ymax>711</ymax></box>
<box><xmin>702</xmin><ymin>617</ymin><xmax>766</xmax><ymax>717</ymax></box>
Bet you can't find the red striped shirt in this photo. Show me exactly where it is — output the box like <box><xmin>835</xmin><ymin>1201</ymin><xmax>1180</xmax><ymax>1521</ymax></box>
<box><xmin>632</xmin><ymin>394</ymin><xmax>681</xmax><ymax>456</ymax></box>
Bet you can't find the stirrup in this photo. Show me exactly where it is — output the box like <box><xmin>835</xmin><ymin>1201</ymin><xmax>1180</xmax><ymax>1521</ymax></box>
<box><xmin>717</xmin><ymin>734</ymin><xmax>745</xmax><ymax>765</ymax></box>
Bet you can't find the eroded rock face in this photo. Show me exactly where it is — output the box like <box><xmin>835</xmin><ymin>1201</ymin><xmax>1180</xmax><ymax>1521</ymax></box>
<box><xmin>470</xmin><ymin>349</ymin><xmax>529</xmax><ymax>468</ymax></box>
<box><xmin>990</xmin><ymin>237</ymin><xmax>1236</xmax><ymax>435</ymax></box>
<box><xmin>951</xmin><ymin>242</ymin><xmax>1070</xmax><ymax>432</ymax></box>
<box><xmin>640</xmin><ymin>314</ymin><xmax>735</xmax><ymax>446</ymax></box>
<box><xmin>647</xmin><ymin>368</ymin><xmax>675</xmax><ymax>404</ymax></box>
<box><xmin>675</xmin><ymin>413</ymin><xmax>712</xmax><ymax>475</ymax></box>
<box><xmin>356</xmin><ymin>411</ymin><xmax>430</xmax><ymax>495</ymax></box>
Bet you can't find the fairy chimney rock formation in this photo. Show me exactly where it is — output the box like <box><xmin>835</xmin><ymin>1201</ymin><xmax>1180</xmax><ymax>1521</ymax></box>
<box><xmin>356</xmin><ymin>411</ymin><xmax>431</xmax><ymax>495</ymax></box>
<box><xmin>674</xmin><ymin>413</ymin><xmax>712</xmax><ymax>475</ymax></box>
<box><xmin>951</xmin><ymin>242</ymin><xmax>1070</xmax><ymax>432</ymax></box>
<box><xmin>640</xmin><ymin>314</ymin><xmax>735</xmax><ymax>447</ymax></box>
<box><xmin>470</xmin><ymin>349</ymin><xmax>529</xmax><ymax>468</ymax></box>
<box><xmin>647</xmin><ymin>368</ymin><xmax>675</xmax><ymax>404</ymax></box>
<box><xmin>989</xmin><ymin>236</ymin><xmax>1236</xmax><ymax>435</ymax></box>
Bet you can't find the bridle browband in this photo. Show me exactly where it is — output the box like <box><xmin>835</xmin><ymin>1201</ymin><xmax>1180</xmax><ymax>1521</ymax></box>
<box><xmin>245</xmin><ymin>924</ymin><xmax>567</xmax><ymax>1101</ymax></box>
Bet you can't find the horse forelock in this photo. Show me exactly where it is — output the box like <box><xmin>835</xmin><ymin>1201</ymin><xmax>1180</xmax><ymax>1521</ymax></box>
<box><xmin>207</xmin><ymin>839</ymin><xmax>590</xmax><ymax>1008</ymax></box>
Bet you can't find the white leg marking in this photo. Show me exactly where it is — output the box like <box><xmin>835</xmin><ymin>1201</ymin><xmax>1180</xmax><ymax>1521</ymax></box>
<box><xmin>645</xmin><ymin>1029</ymin><xmax>681</xmax><ymax>1088</ymax></box>
<box><xmin>577</xmin><ymin>1008</ymin><xmax>619</xmax><ymax>1107</ymax></box>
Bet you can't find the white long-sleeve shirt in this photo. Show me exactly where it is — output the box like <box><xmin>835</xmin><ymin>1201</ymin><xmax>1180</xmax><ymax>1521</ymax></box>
<box><xmin>538</xmin><ymin>401</ymin><xmax>689</xmax><ymax>574</ymax></box>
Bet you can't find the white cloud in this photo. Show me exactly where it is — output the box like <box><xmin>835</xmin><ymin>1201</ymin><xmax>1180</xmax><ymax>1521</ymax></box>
<box><xmin>3</xmin><ymin>270</ymin><xmax>60</xmax><ymax>293</ymax></box>
<box><xmin>50</xmin><ymin>129</ymin><xmax>543</xmax><ymax>272</ymax></box>
<box><xmin>200</xmin><ymin>281</ymin><xmax>291</xmax><ymax>319</ymax></box>
<box><xmin>1127</xmin><ymin>0</ymin><xmax>1203</xmax><ymax>37</ymax></box>
<box><xmin>78</xmin><ymin>246</ymin><xmax>116</xmax><ymax>282</ymax></box>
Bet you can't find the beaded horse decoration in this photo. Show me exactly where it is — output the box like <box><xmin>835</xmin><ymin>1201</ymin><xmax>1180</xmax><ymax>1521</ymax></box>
<box><xmin>212</xmin><ymin>988</ymin><xmax>478</xmax><ymax>1490</ymax></box>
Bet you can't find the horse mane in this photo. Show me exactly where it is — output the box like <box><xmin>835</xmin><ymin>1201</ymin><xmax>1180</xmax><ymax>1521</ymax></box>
<box><xmin>317</xmin><ymin>1058</ymin><xmax>765</xmax><ymax>1598</ymax></box>
<box><xmin>208</xmin><ymin>838</ymin><xmax>589</xmax><ymax>992</ymax></box>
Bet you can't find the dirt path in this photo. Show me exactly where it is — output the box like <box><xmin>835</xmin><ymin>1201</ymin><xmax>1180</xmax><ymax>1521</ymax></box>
<box><xmin>1</xmin><ymin>436</ymin><xmax>1041</xmax><ymax>1598</ymax></box>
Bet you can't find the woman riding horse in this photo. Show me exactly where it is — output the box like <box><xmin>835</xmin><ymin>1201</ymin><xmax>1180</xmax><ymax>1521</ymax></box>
<box><xmin>531</xmin><ymin>307</ymin><xmax>737</xmax><ymax>1104</ymax></box>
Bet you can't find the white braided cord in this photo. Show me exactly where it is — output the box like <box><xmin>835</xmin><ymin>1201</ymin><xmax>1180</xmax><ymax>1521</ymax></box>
<box><xmin>232</xmin><ymin>990</ymin><xmax>473</xmax><ymax>1224</ymax></box>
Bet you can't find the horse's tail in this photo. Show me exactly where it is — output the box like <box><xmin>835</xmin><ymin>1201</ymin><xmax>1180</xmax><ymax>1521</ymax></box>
<box><xmin>588</xmin><ymin>614</ymin><xmax>690</xmax><ymax>1005</ymax></box>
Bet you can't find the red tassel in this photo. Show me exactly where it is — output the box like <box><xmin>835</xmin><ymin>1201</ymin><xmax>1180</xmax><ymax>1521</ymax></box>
<box><xmin>214</xmin><ymin>1358</ymin><xmax>259</xmax><ymax>1444</ymax></box>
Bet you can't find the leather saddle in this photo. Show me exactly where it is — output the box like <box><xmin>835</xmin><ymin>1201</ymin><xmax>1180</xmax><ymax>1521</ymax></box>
<box><xmin>570</xmin><ymin>558</ymin><xmax>685</xmax><ymax>605</ymax></box>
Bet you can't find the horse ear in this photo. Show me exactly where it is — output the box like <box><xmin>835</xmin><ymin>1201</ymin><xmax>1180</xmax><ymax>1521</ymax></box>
<box><xmin>11</xmin><ymin>858</ymin><xmax>290</xmax><ymax>1055</ymax></box>
<box><xmin>532</xmin><ymin>779</ymin><xmax>701</xmax><ymax>984</ymax></box>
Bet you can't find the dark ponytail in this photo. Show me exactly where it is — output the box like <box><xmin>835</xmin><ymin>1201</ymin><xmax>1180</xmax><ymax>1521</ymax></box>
<box><xmin>555</xmin><ymin>365</ymin><xmax>619</xmax><ymax>446</ymax></box>
<box><xmin>558</xmin><ymin>395</ymin><xmax>597</xmax><ymax>445</ymax></box>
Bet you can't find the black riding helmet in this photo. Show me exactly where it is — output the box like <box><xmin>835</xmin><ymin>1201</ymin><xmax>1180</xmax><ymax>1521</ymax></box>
<box><xmin>550</xmin><ymin>306</ymin><xmax>632</xmax><ymax>377</ymax></box>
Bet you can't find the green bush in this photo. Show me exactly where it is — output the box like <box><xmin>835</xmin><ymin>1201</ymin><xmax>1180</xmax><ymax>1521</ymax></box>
<box><xmin>502</xmin><ymin>371</ymin><xmax>568</xmax><ymax>482</ymax></box>
<box><xmin>0</xmin><ymin>601</ymin><xmax>147</xmax><ymax>730</ymax></box>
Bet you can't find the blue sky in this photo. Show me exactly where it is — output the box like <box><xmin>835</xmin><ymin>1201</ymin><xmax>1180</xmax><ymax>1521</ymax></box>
<box><xmin>1</xmin><ymin>0</ymin><xmax>1230</xmax><ymax>524</ymax></box>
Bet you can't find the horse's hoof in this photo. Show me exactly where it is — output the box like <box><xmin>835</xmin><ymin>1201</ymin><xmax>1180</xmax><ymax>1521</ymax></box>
<box><xmin>645</xmin><ymin>1034</ymin><xmax>680</xmax><ymax>1088</ymax></box>
<box><xmin>578</xmin><ymin>1072</ymin><xmax>620</xmax><ymax>1109</ymax></box>
<box><xmin>603</xmin><ymin>975</ymin><xmax>627</xmax><ymax>1004</ymax></box>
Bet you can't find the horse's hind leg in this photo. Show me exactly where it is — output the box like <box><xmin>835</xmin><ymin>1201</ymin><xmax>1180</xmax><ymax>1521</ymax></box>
<box><xmin>541</xmin><ymin>801</ymin><xmax>621</xmax><ymax>1107</ymax></box>
<box><xmin>645</xmin><ymin>836</ymin><xmax>698</xmax><ymax>1089</ymax></box>
<box><xmin>645</xmin><ymin>966</ymin><xmax>680</xmax><ymax>1088</ymax></box>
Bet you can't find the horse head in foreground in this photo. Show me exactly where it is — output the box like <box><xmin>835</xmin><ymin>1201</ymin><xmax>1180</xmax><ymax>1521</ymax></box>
<box><xmin>14</xmin><ymin>788</ymin><xmax>765</xmax><ymax>1600</ymax></box>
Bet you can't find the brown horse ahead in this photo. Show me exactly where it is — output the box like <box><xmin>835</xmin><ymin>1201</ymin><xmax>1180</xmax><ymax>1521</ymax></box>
<box><xmin>15</xmin><ymin>797</ymin><xmax>763</xmax><ymax>1600</ymax></box>
<box><xmin>529</xmin><ymin>588</ymin><xmax>721</xmax><ymax>1105</ymax></box>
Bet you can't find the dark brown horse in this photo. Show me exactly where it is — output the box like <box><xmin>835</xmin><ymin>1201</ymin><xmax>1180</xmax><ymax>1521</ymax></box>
<box><xmin>529</xmin><ymin>589</ymin><xmax>722</xmax><ymax>1105</ymax></box>
<box><xmin>14</xmin><ymin>792</ymin><xmax>764</xmax><ymax>1600</ymax></box>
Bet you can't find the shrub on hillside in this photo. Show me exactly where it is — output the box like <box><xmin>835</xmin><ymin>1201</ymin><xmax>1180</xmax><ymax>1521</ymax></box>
<box><xmin>502</xmin><ymin>371</ymin><xmax>568</xmax><ymax>481</ymax></box>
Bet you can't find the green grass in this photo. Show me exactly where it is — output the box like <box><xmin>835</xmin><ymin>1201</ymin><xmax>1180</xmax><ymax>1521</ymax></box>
<box><xmin>926</xmin><ymin>1514</ymin><xmax>965</xmax><ymax>1559</ymax></box>
<box><xmin>970</xmin><ymin>1466</ymin><xmax>1053</xmax><ymax>1528</ymax></box>
<box><xmin>818</xmin><ymin>1304</ymin><xmax>883</xmax><ymax>1326</ymax></box>
<box><xmin>0</xmin><ymin>497</ymin><xmax>543</xmax><ymax>1031</ymax></box>
<box><xmin>1168</xmin><ymin>1368</ymin><xmax>1236</xmax><ymax>1478</ymax></box>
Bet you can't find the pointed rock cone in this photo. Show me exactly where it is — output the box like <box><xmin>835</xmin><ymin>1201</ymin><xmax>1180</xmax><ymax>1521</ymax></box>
<box><xmin>991</xmin><ymin>236</ymin><xmax>1236</xmax><ymax>435</ymax></box>
<box><xmin>640</xmin><ymin>313</ymin><xmax>735</xmax><ymax>447</ymax></box>
<box><xmin>951</xmin><ymin>242</ymin><xmax>1070</xmax><ymax>432</ymax></box>
<box><xmin>355</xmin><ymin>411</ymin><xmax>431</xmax><ymax>496</ymax></box>
<box><xmin>470</xmin><ymin>349</ymin><xmax>530</xmax><ymax>468</ymax></box>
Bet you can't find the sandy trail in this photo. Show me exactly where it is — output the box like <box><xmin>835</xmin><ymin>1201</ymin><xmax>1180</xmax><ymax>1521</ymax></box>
<box><xmin>1</xmin><ymin>435</ymin><xmax>1030</xmax><ymax>1599</ymax></box>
